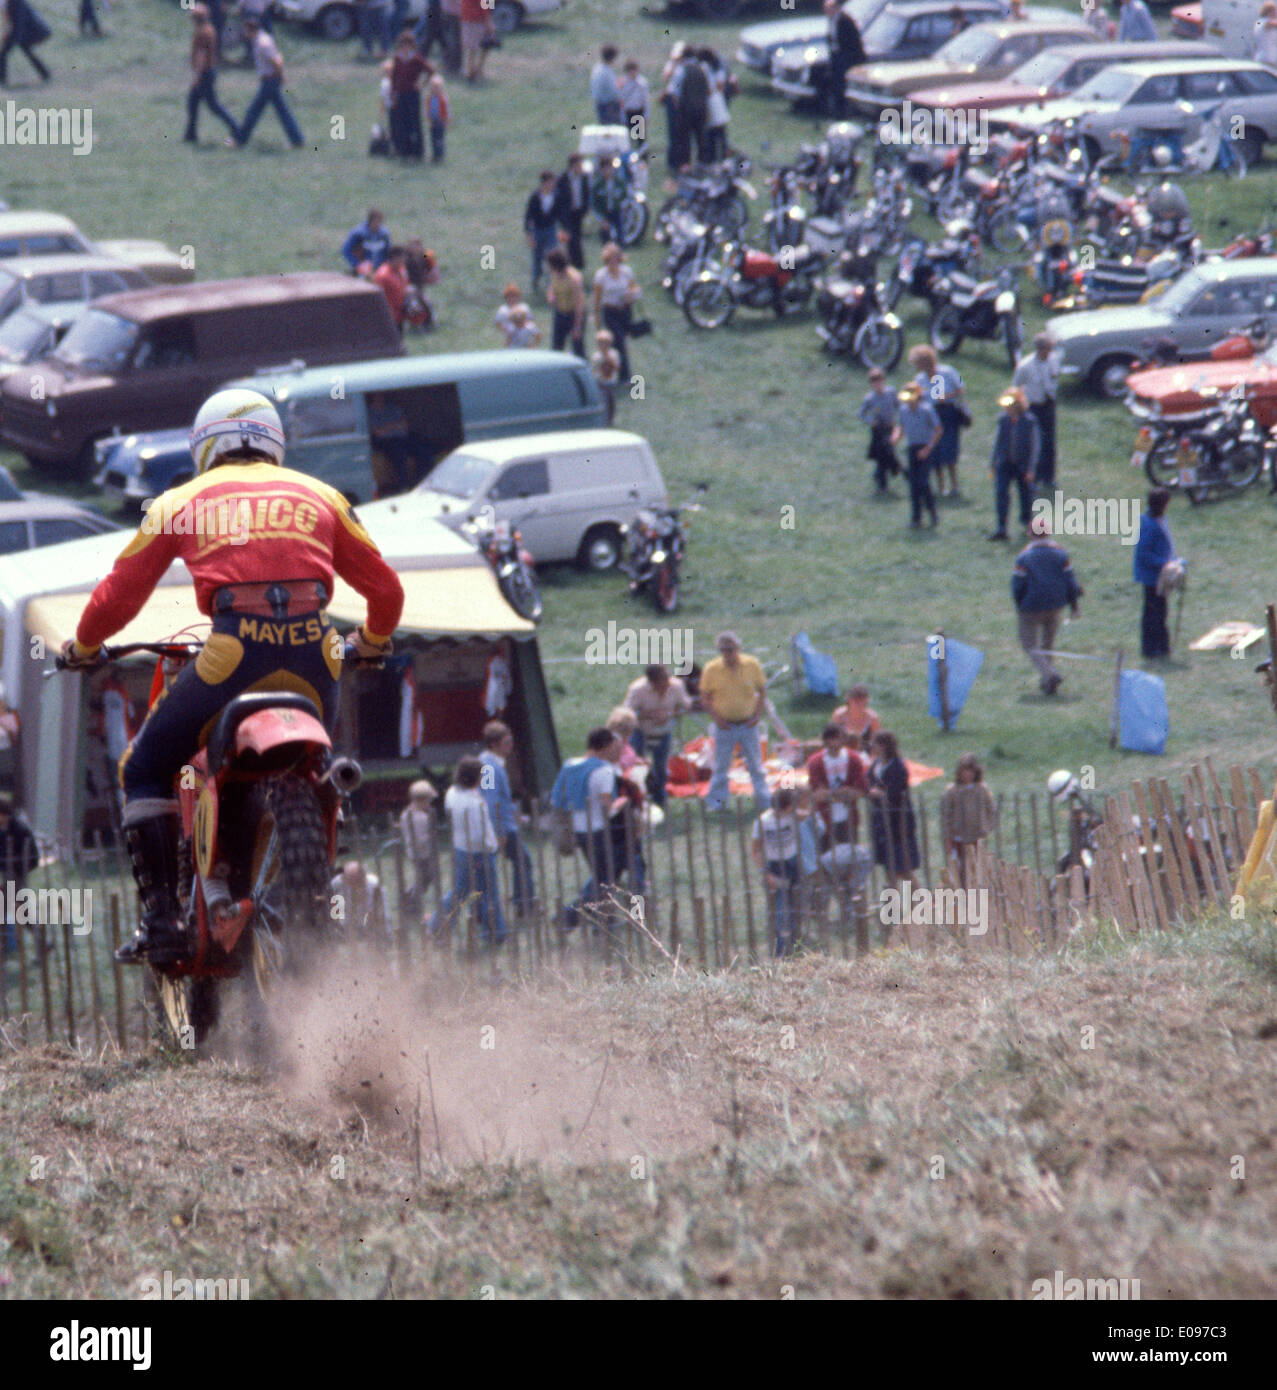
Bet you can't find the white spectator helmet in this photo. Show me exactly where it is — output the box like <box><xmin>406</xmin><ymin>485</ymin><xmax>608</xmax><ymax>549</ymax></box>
<box><xmin>1047</xmin><ymin>769</ymin><xmax>1079</xmax><ymax>803</ymax></box>
<box><xmin>189</xmin><ymin>388</ymin><xmax>285</xmax><ymax>474</ymax></box>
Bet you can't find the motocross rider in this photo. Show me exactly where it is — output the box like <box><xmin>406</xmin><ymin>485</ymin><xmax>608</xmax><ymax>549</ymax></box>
<box><xmin>60</xmin><ymin>388</ymin><xmax>405</xmax><ymax>965</ymax></box>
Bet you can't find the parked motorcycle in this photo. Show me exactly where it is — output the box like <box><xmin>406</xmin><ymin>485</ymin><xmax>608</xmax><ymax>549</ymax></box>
<box><xmin>683</xmin><ymin>238</ymin><xmax>827</xmax><ymax>329</ymax></box>
<box><xmin>1131</xmin><ymin>388</ymin><xmax>1265</xmax><ymax>503</ymax></box>
<box><xmin>884</xmin><ymin>220</ymin><xmax>982</xmax><ymax>311</ymax></box>
<box><xmin>928</xmin><ymin>264</ymin><xmax>1022</xmax><ymax>368</ymax></box>
<box><xmin>815</xmin><ymin>243</ymin><xmax>904</xmax><ymax>370</ymax></box>
<box><xmin>654</xmin><ymin>155</ymin><xmax>756</xmax><ymax>244</ymax></box>
<box><xmin>618</xmin><ymin>484</ymin><xmax>707</xmax><ymax>614</ymax></box>
<box><xmin>55</xmin><ymin>638</ymin><xmax>371</xmax><ymax>1052</ymax></box>
<box><xmin>461</xmin><ymin>513</ymin><xmax>542</xmax><ymax>622</ymax></box>
<box><xmin>1117</xmin><ymin>100</ymin><xmax>1248</xmax><ymax>180</ymax></box>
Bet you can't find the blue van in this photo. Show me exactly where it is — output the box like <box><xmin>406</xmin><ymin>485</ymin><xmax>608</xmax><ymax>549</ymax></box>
<box><xmin>95</xmin><ymin>349</ymin><xmax>606</xmax><ymax>507</ymax></box>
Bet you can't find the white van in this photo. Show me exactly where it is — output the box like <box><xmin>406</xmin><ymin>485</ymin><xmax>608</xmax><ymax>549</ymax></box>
<box><xmin>358</xmin><ymin>428</ymin><xmax>668</xmax><ymax>570</ymax></box>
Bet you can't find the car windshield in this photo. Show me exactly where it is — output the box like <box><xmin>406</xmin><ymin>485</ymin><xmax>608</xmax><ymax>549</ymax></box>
<box><xmin>1009</xmin><ymin>49</ymin><xmax>1073</xmax><ymax>86</ymax></box>
<box><xmin>1071</xmin><ymin>66</ymin><xmax>1141</xmax><ymax>104</ymax></box>
<box><xmin>863</xmin><ymin>11</ymin><xmax>908</xmax><ymax>49</ymax></box>
<box><xmin>934</xmin><ymin>27</ymin><xmax>1001</xmax><ymax>64</ymax></box>
<box><xmin>53</xmin><ymin>308</ymin><xmax>138</xmax><ymax>370</ymax></box>
<box><xmin>416</xmin><ymin>451</ymin><xmax>492</xmax><ymax>499</ymax></box>
<box><xmin>0</xmin><ymin>308</ymin><xmax>49</xmax><ymax>364</ymax></box>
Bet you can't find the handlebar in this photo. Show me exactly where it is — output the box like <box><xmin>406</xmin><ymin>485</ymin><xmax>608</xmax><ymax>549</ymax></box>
<box><xmin>50</xmin><ymin>637</ymin><xmax>388</xmax><ymax>676</ymax></box>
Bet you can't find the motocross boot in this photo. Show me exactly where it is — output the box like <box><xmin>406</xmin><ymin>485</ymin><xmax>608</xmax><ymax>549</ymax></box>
<box><xmin>114</xmin><ymin>808</ymin><xmax>187</xmax><ymax>966</ymax></box>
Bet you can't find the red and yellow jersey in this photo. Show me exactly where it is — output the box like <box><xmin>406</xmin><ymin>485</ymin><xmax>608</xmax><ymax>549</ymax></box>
<box><xmin>76</xmin><ymin>462</ymin><xmax>404</xmax><ymax>649</ymax></box>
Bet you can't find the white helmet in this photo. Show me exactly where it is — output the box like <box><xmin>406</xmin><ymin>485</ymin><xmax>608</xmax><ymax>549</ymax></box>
<box><xmin>1047</xmin><ymin>769</ymin><xmax>1079</xmax><ymax>803</ymax></box>
<box><xmin>189</xmin><ymin>388</ymin><xmax>285</xmax><ymax>474</ymax></box>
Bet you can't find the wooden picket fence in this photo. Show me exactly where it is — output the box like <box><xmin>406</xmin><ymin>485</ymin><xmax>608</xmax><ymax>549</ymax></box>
<box><xmin>0</xmin><ymin>757</ymin><xmax>1268</xmax><ymax>1054</ymax></box>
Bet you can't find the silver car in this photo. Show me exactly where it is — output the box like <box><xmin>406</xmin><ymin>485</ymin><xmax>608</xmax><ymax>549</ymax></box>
<box><xmin>1051</xmin><ymin>258</ymin><xmax>1277</xmax><ymax>397</ymax></box>
<box><xmin>994</xmin><ymin>58</ymin><xmax>1277</xmax><ymax>167</ymax></box>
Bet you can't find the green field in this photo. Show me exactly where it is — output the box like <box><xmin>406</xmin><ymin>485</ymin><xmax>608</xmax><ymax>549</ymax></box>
<box><xmin>7</xmin><ymin>0</ymin><xmax>1277</xmax><ymax>802</ymax></box>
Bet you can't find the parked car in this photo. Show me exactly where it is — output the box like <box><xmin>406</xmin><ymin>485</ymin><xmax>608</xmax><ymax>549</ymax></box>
<box><xmin>356</xmin><ymin>428</ymin><xmax>668</xmax><ymax>572</ymax></box>
<box><xmin>1</xmin><ymin>273</ymin><xmax>404</xmax><ymax>474</ymax></box>
<box><xmin>911</xmin><ymin>40</ymin><xmax>1220</xmax><ymax>112</ymax></box>
<box><xmin>0</xmin><ymin>483</ymin><xmax>119</xmax><ymax>556</ymax></box>
<box><xmin>738</xmin><ymin>0</ymin><xmax>877</xmax><ymax>79</ymax></box>
<box><xmin>0</xmin><ymin>303</ymin><xmax>82</xmax><ymax>384</ymax></box>
<box><xmin>275</xmin><ymin>0</ymin><xmax>559</xmax><ymax>41</ymax></box>
<box><xmin>995</xmin><ymin>58</ymin><xmax>1277</xmax><ymax>167</ymax></box>
<box><xmin>0</xmin><ymin>210</ymin><xmax>193</xmax><ymax>285</ymax></box>
<box><xmin>1126</xmin><ymin>336</ymin><xmax>1277</xmax><ymax>428</ymax></box>
<box><xmin>95</xmin><ymin>349</ymin><xmax>606</xmax><ymax>508</ymax></box>
<box><xmin>1051</xmin><ymin>257</ymin><xmax>1277</xmax><ymax>396</ymax></box>
<box><xmin>0</xmin><ymin>254</ymin><xmax>151</xmax><ymax>327</ymax></box>
<box><xmin>771</xmin><ymin>0</ymin><xmax>1008</xmax><ymax>104</ymax></box>
<box><xmin>845</xmin><ymin>12</ymin><xmax>1095</xmax><ymax>115</ymax></box>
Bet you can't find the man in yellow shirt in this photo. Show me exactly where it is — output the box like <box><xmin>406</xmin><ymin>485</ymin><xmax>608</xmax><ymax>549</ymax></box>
<box><xmin>700</xmin><ymin>631</ymin><xmax>772</xmax><ymax>811</ymax></box>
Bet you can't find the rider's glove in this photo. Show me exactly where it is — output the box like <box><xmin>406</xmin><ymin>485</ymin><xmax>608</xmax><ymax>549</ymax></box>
<box><xmin>351</xmin><ymin>626</ymin><xmax>393</xmax><ymax>661</ymax></box>
<box><xmin>59</xmin><ymin>639</ymin><xmax>102</xmax><ymax>670</ymax></box>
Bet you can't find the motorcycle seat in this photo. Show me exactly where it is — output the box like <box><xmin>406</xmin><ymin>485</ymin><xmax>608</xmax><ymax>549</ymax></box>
<box><xmin>206</xmin><ymin>691</ymin><xmax>322</xmax><ymax>777</ymax></box>
<box><xmin>948</xmin><ymin>270</ymin><xmax>978</xmax><ymax>292</ymax></box>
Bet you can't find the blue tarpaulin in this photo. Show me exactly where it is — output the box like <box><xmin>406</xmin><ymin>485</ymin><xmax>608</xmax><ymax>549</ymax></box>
<box><xmin>1118</xmin><ymin>669</ymin><xmax>1168</xmax><ymax>754</ymax></box>
<box><xmin>793</xmin><ymin>631</ymin><xmax>839</xmax><ymax>697</ymax></box>
<box><xmin>927</xmin><ymin>636</ymin><xmax>983</xmax><ymax>728</ymax></box>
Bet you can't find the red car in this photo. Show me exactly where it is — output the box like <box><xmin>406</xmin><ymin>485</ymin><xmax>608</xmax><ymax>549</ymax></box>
<box><xmin>1127</xmin><ymin>335</ymin><xmax>1277</xmax><ymax>428</ymax></box>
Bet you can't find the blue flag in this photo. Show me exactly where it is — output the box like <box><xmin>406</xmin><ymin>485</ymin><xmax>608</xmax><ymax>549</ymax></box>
<box><xmin>793</xmin><ymin>631</ymin><xmax>839</xmax><ymax>698</ymax></box>
<box><xmin>927</xmin><ymin>636</ymin><xmax>983</xmax><ymax>728</ymax></box>
<box><xmin>1118</xmin><ymin>670</ymin><xmax>1168</xmax><ymax>755</ymax></box>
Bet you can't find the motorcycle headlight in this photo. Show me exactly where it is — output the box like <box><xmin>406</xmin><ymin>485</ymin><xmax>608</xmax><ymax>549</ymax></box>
<box><xmin>994</xmin><ymin>290</ymin><xmax>1016</xmax><ymax>314</ymax></box>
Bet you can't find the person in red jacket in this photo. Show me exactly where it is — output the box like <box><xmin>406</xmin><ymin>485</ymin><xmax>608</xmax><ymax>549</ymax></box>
<box><xmin>61</xmin><ymin>387</ymin><xmax>405</xmax><ymax>965</ymax></box>
<box><xmin>805</xmin><ymin>722</ymin><xmax>868</xmax><ymax>854</ymax></box>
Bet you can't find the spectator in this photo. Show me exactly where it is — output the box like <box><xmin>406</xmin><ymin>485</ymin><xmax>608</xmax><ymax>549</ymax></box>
<box><xmin>79</xmin><ymin>0</ymin><xmax>102</xmax><ymax>37</ymax></box>
<box><xmin>426</xmin><ymin>71</ymin><xmax>448</xmax><ymax>161</ymax></box>
<box><xmin>424</xmin><ymin>0</ymin><xmax>461</xmax><ymax>74</ymax></box>
<box><xmin>237</xmin><ymin>0</ymin><xmax>274</xmax><ymax>64</ymax></box>
<box><xmin>504</xmin><ymin>304</ymin><xmax>541</xmax><ymax>347</ymax></box>
<box><xmin>658</xmin><ymin>40</ymin><xmax>689</xmax><ymax>171</ymax></box>
<box><xmin>751</xmin><ymin>786</ymin><xmax>804</xmax><ymax>957</ymax></box>
<box><xmin>184</xmin><ymin>4</ymin><xmax>239</xmax><ymax>146</ymax></box>
<box><xmin>524</xmin><ymin>169</ymin><xmax>561</xmax><ymax>294</ymax></box>
<box><xmin>806</xmin><ymin>723</ymin><xmax>868</xmax><ymax>858</ymax></box>
<box><xmin>480</xmin><ymin>720</ymin><xmax>535</xmax><ymax>918</ymax></box>
<box><xmin>866</xmin><ymin>729</ymin><xmax>919</xmax><ymax>903</ymax></box>
<box><xmin>330</xmin><ymin>860</ymin><xmax>390</xmax><ymax>941</ymax></box>
<box><xmin>403</xmin><ymin>237</ymin><xmax>438</xmax><ymax>329</ymax></box>
<box><xmin>233</xmin><ymin>17</ymin><xmax>304</xmax><ymax>150</ymax></box>
<box><xmin>357</xmin><ymin>0</ymin><xmax>392</xmax><ymax>61</ymax></box>
<box><xmin>1117</xmin><ymin>0</ymin><xmax>1157</xmax><ymax>41</ymax></box>
<box><xmin>890</xmin><ymin>381</ymin><xmax>941</xmax><ymax>530</ymax></box>
<box><xmin>1257</xmin><ymin>2</ymin><xmax>1277</xmax><ymax>64</ymax></box>
<box><xmin>831</xmin><ymin>683</ymin><xmax>881</xmax><ymax>751</ymax></box>
<box><xmin>607</xmin><ymin>706</ymin><xmax>644</xmax><ymax>774</ymax></box>
<box><xmin>1012</xmin><ymin>330</ymin><xmax>1060</xmax><ymax>491</ymax></box>
<box><xmin>624</xmin><ymin>662</ymin><xmax>693</xmax><ymax>807</ymax></box>
<box><xmin>0</xmin><ymin>793</ymin><xmax>37</xmax><ymax>955</ymax></box>
<box><xmin>1008</xmin><ymin>0</ymin><xmax>1028</xmax><ymax>15</ymax></box>
<box><xmin>367</xmin><ymin>390</ymin><xmax>412</xmax><ymax>493</ymax></box>
<box><xmin>428</xmin><ymin>755</ymin><xmax>507</xmax><ymax>945</ymax></box>
<box><xmin>414</xmin><ymin>0</ymin><xmax>447</xmax><ymax>63</ymax></box>
<box><xmin>858</xmin><ymin>366</ymin><xmax>900</xmax><ymax>495</ymax></box>
<box><xmin>556</xmin><ymin>727</ymin><xmax>639</xmax><ymax>930</ymax></box>
<box><xmin>398</xmin><ymin>778</ymin><xmax>438</xmax><ymax>916</ymax></box>
<box><xmin>988</xmin><ymin>386</ymin><xmax>1040</xmax><ymax>542</ymax></box>
<box><xmin>590</xmin><ymin>44</ymin><xmax>621</xmax><ymax>123</ymax></box>
<box><xmin>555</xmin><ymin>152</ymin><xmax>591</xmax><ymax>271</ymax></box>
<box><xmin>387</xmin><ymin>28</ymin><xmax>429</xmax><ymax>159</ymax></box>
<box><xmin>343</xmin><ymin>208</ymin><xmax>390</xmax><ymax>272</ymax></box>
<box><xmin>592</xmin><ymin>241</ymin><xmax>641</xmax><ymax>385</ymax></box>
<box><xmin>701</xmin><ymin>47</ymin><xmax>732</xmax><ymax>161</ymax></box>
<box><xmin>606</xmin><ymin>707</ymin><xmax>648</xmax><ymax>888</ymax></box>
<box><xmin>495</xmin><ymin>281</ymin><xmax>529</xmax><ymax>344</ymax></box>
<box><xmin>0</xmin><ymin>0</ymin><xmax>51</xmax><ymax>84</ymax></box>
<box><xmin>591</xmin><ymin>327</ymin><xmax>621</xmax><ymax>423</ymax></box>
<box><xmin>674</xmin><ymin>45</ymin><xmax>711</xmax><ymax>165</ymax></box>
<box><xmin>701</xmin><ymin>631</ymin><xmax>772</xmax><ymax>813</ymax></box>
<box><xmin>619</xmin><ymin>58</ymin><xmax>649</xmax><ymax>140</ymax></box>
<box><xmin>545</xmin><ymin>247</ymin><xmax>586</xmax><ymax>357</ymax></box>
<box><xmin>910</xmin><ymin>343</ymin><xmax>965</xmax><ymax>499</ymax></box>
<box><xmin>459</xmin><ymin>0</ymin><xmax>494</xmax><ymax>83</ymax></box>
<box><xmin>373</xmin><ymin>245</ymin><xmax>410</xmax><ymax>331</ymax></box>
<box><xmin>1134</xmin><ymin>486</ymin><xmax>1179</xmax><ymax>658</ymax></box>
<box><xmin>939</xmin><ymin>753</ymin><xmax>997</xmax><ymax>885</ymax></box>
<box><xmin>948</xmin><ymin>4</ymin><xmax>971</xmax><ymax>33</ymax></box>
<box><xmin>1086</xmin><ymin>0</ymin><xmax>1116</xmax><ymax>39</ymax></box>
<box><xmin>825</xmin><ymin>0</ymin><xmax>865</xmax><ymax>120</ymax></box>
<box><xmin>590</xmin><ymin>156</ymin><xmax>630</xmax><ymax>246</ymax></box>
<box><xmin>1012</xmin><ymin>515</ymin><xmax>1082</xmax><ymax>696</ymax></box>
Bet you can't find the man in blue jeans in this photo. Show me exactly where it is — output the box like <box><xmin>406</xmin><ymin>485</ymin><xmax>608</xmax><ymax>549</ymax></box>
<box><xmin>479</xmin><ymin>719</ymin><xmax>535</xmax><ymax>916</ymax></box>
<box><xmin>232</xmin><ymin>17</ymin><xmax>304</xmax><ymax>150</ymax></box>
<box><xmin>700</xmin><ymin>631</ymin><xmax>772</xmax><ymax>812</ymax></box>
<box><xmin>624</xmin><ymin>662</ymin><xmax>693</xmax><ymax>808</ymax></box>
<box><xmin>428</xmin><ymin>756</ymin><xmax>507</xmax><ymax>946</ymax></box>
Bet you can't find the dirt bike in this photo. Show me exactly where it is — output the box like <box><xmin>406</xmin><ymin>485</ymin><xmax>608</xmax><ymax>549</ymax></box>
<box><xmin>55</xmin><ymin>638</ymin><xmax>369</xmax><ymax>1053</ymax></box>
<box><xmin>618</xmin><ymin>484</ymin><xmax>706</xmax><ymax>613</ymax></box>
<box><xmin>461</xmin><ymin>513</ymin><xmax>542</xmax><ymax>622</ymax></box>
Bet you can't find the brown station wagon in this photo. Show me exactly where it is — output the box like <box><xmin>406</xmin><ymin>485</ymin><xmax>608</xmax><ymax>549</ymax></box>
<box><xmin>0</xmin><ymin>273</ymin><xmax>404</xmax><ymax>472</ymax></box>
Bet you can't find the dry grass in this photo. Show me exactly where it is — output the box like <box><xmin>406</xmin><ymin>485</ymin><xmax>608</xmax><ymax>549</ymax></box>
<box><xmin>1</xmin><ymin>918</ymin><xmax>1276</xmax><ymax>1298</ymax></box>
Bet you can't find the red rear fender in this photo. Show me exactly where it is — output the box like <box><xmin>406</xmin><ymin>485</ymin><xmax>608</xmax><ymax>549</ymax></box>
<box><xmin>234</xmin><ymin>707</ymin><xmax>331</xmax><ymax>762</ymax></box>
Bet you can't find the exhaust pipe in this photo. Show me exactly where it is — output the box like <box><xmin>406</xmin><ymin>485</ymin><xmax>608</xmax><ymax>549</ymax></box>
<box><xmin>324</xmin><ymin>756</ymin><xmax>363</xmax><ymax>795</ymax></box>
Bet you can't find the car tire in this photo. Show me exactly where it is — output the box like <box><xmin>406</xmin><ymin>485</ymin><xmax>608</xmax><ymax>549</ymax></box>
<box><xmin>1089</xmin><ymin>353</ymin><xmax>1135</xmax><ymax>399</ymax></box>
<box><xmin>577</xmin><ymin>524</ymin><xmax>623</xmax><ymax>572</ymax></box>
<box><xmin>314</xmin><ymin>4</ymin><xmax>355</xmax><ymax>41</ymax></box>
